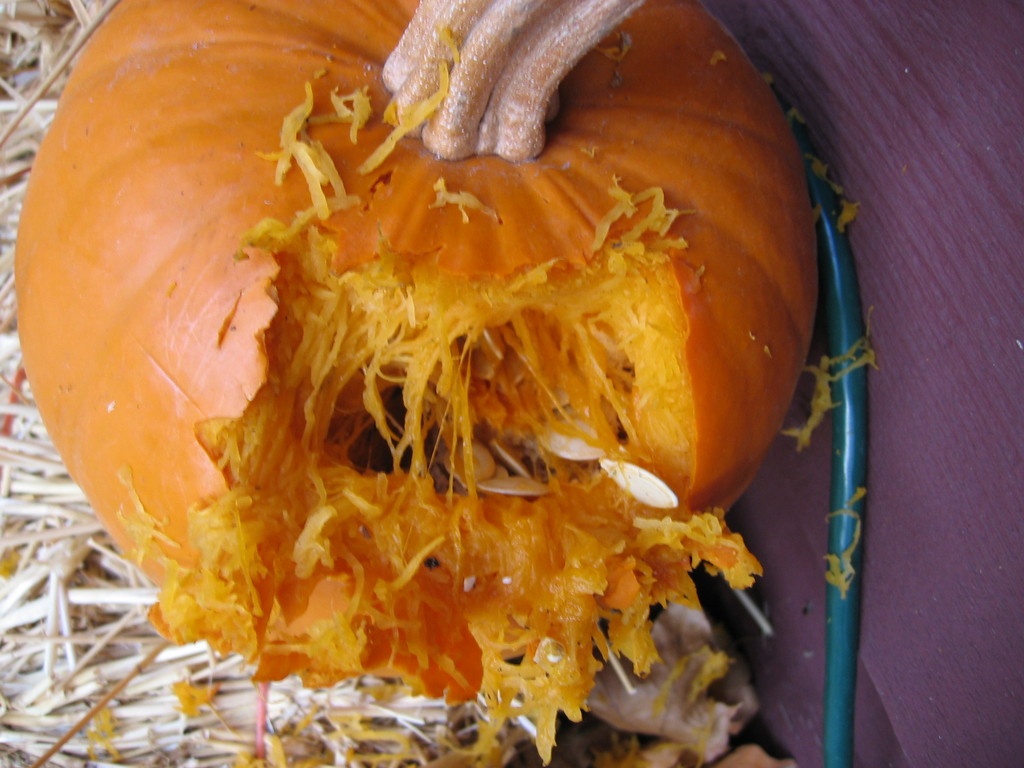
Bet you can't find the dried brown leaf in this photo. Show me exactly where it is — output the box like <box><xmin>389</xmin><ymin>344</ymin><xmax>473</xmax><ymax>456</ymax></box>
<box><xmin>588</xmin><ymin>604</ymin><xmax>758</xmax><ymax>764</ymax></box>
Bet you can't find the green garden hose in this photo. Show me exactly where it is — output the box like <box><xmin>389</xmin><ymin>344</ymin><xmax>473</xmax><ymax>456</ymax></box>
<box><xmin>786</xmin><ymin>104</ymin><xmax>870</xmax><ymax>768</ymax></box>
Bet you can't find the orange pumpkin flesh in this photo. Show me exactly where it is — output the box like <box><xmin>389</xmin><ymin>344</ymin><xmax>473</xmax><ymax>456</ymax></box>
<box><xmin>15</xmin><ymin>0</ymin><xmax>815</xmax><ymax>756</ymax></box>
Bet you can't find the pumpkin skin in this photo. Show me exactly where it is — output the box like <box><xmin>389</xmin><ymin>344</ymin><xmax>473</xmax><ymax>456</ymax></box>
<box><xmin>15</xmin><ymin>0</ymin><xmax>815</xmax><ymax>754</ymax></box>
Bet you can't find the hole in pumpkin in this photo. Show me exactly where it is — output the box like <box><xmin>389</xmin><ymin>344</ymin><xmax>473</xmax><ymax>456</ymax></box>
<box><xmin>341</xmin><ymin>384</ymin><xmax>409</xmax><ymax>474</ymax></box>
<box><xmin>441</xmin><ymin>317</ymin><xmax>642</xmax><ymax>498</ymax></box>
<box><xmin>176</xmin><ymin>211</ymin><xmax>704</xmax><ymax>748</ymax></box>
<box><xmin>213</xmin><ymin>228</ymin><xmax>693</xmax><ymax>499</ymax></box>
<box><xmin>323</xmin><ymin>313</ymin><xmax>640</xmax><ymax>499</ymax></box>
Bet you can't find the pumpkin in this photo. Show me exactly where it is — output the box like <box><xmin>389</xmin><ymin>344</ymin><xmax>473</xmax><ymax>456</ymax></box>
<box><xmin>15</xmin><ymin>0</ymin><xmax>815</xmax><ymax>757</ymax></box>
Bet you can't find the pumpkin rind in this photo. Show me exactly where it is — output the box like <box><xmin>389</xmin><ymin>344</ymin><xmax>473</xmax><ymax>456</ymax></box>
<box><xmin>15</xmin><ymin>0</ymin><xmax>815</xmax><ymax>756</ymax></box>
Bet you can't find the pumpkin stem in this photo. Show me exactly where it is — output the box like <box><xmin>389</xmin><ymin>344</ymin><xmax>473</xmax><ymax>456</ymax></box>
<box><xmin>384</xmin><ymin>0</ymin><xmax>646</xmax><ymax>161</ymax></box>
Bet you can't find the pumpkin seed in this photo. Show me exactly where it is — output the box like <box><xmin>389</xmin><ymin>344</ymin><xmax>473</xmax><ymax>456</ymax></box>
<box><xmin>472</xmin><ymin>328</ymin><xmax>505</xmax><ymax>379</ymax></box>
<box><xmin>477</xmin><ymin>475</ymin><xmax>551</xmax><ymax>497</ymax></box>
<box><xmin>488</xmin><ymin>438</ymin><xmax>533</xmax><ymax>478</ymax></box>
<box><xmin>549</xmin><ymin>387</ymin><xmax>571</xmax><ymax>408</ymax></box>
<box><xmin>471</xmin><ymin>441</ymin><xmax>497</xmax><ymax>480</ymax></box>
<box><xmin>440</xmin><ymin>438</ymin><xmax>497</xmax><ymax>487</ymax></box>
<box><xmin>480</xmin><ymin>327</ymin><xmax>504</xmax><ymax>360</ymax></box>
<box><xmin>542</xmin><ymin>419</ymin><xmax>605</xmax><ymax>461</ymax></box>
<box><xmin>505</xmin><ymin>351</ymin><xmax>527</xmax><ymax>386</ymax></box>
<box><xmin>470</xmin><ymin>352</ymin><xmax>498</xmax><ymax>380</ymax></box>
<box><xmin>598</xmin><ymin>458</ymin><xmax>678</xmax><ymax>509</ymax></box>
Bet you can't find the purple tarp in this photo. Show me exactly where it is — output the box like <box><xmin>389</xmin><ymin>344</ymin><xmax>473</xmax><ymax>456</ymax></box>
<box><xmin>698</xmin><ymin>1</ymin><xmax>1024</xmax><ymax>766</ymax></box>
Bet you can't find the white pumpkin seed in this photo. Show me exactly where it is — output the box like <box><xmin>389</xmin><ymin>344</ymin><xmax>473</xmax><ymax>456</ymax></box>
<box><xmin>477</xmin><ymin>475</ymin><xmax>551</xmax><ymax>497</ymax></box>
<box><xmin>542</xmin><ymin>420</ymin><xmax>605</xmax><ymax>461</ymax></box>
<box><xmin>475</xmin><ymin>442</ymin><xmax>497</xmax><ymax>478</ymax></box>
<box><xmin>599</xmin><ymin>458</ymin><xmax>678</xmax><ymax>509</ymax></box>
<box><xmin>549</xmin><ymin>388</ymin><xmax>572</xmax><ymax>408</ymax></box>
<box><xmin>470</xmin><ymin>353</ymin><xmax>497</xmax><ymax>380</ymax></box>
<box><xmin>488</xmin><ymin>439</ymin><xmax>532</xmax><ymax>478</ymax></box>
<box><xmin>480</xmin><ymin>327</ymin><xmax>504</xmax><ymax>360</ymax></box>
<box><xmin>444</xmin><ymin>439</ymin><xmax>497</xmax><ymax>485</ymax></box>
<box><xmin>505</xmin><ymin>352</ymin><xmax>527</xmax><ymax>386</ymax></box>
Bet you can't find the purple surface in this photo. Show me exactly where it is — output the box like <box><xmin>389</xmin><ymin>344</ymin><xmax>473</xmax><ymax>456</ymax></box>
<box><xmin>697</xmin><ymin>1</ymin><xmax>1024</xmax><ymax>766</ymax></box>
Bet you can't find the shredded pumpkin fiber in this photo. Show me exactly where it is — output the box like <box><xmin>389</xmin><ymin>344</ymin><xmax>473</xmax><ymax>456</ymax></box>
<box><xmin>139</xmin><ymin>82</ymin><xmax>761</xmax><ymax>763</ymax></box>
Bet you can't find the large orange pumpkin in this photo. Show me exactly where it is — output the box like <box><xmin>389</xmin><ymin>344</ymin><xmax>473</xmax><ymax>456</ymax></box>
<box><xmin>15</xmin><ymin>0</ymin><xmax>815</xmax><ymax>756</ymax></box>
